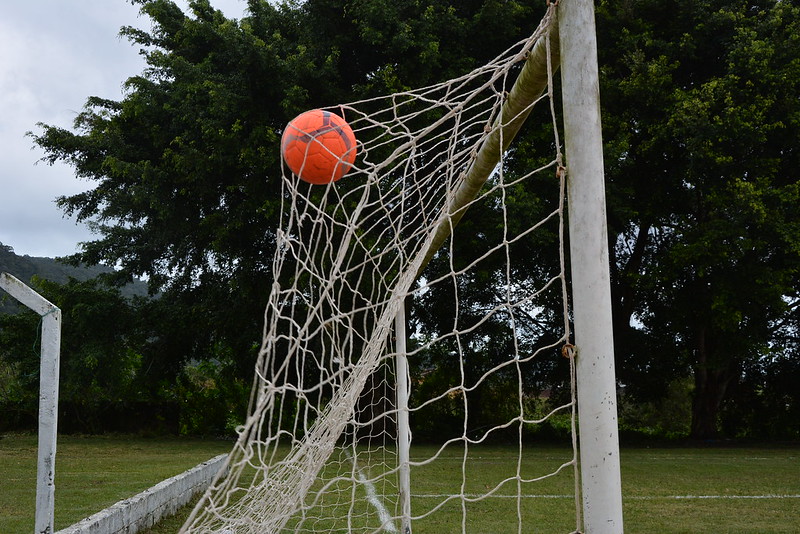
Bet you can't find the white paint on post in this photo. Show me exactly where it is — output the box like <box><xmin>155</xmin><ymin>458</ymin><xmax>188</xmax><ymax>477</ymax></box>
<box><xmin>0</xmin><ymin>272</ymin><xmax>62</xmax><ymax>534</ymax></box>
<box><xmin>557</xmin><ymin>0</ymin><xmax>625</xmax><ymax>532</ymax></box>
<box><xmin>394</xmin><ymin>301</ymin><xmax>412</xmax><ymax>534</ymax></box>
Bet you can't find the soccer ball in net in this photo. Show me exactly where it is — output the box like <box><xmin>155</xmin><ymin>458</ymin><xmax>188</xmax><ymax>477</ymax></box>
<box><xmin>281</xmin><ymin>109</ymin><xmax>357</xmax><ymax>184</ymax></box>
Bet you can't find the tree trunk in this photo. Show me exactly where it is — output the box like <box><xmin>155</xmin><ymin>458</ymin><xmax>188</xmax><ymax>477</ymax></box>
<box><xmin>609</xmin><ymin>223</ymin><xmax>650</xmax><ymax>367</ymax></box>
<box><xmin>690</xmin><ymin>327</ymin><xmax>738</xmax><ymax>440</ymax></box>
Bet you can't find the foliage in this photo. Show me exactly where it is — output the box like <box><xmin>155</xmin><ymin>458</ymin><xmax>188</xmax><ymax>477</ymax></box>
<box><xmin>175</xmin><ymin>356</ymin><xmax>250</xmax><ymax>436</ymax></box>
<box><xmin>0</xmin><ymin>276</ymin><xmax>250</xmax><ymax>435</ymax></box>
<box><xmin>13</xmin><ymin>0</ymin><xmax>800</xmax><ymax>439</ymax></box>
<box><xmin>597</xmin><ymin>0</ymin><xmax>800</xmax><ymax>438</ymax></box>
<box><xmin>0</xmin><ymin>242</ymin><xmax>148</xmax><ymax>314</ymax></box>
<box><xmin>0</xmin><ymin>277</ymin><xmax>144</xmax><ymax>432</ymax></box>
<box><xmin>26</xmin><ymin>0</ymin><xmax>543</xmax><ymax>434</ymax></box>
<box><xmin>618</xmin><ymin>377</ymin><xmax>693</xmax><ymax>440</ymax></box>
<box><xmin>720</xmin><ymin>351</ymin><xmax>800</xmax><ymax>439</ymax></box>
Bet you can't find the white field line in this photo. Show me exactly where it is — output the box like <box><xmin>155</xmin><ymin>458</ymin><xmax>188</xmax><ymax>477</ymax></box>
<box><xmin>355</xmin><ymin>469</ymin><xmax>398</xmax><ymax>533</ymax></box>
<box><xmin>347</xmin><ymin>452</ymin><xmax>399</xmax><ymax>533</ymax></box>
<box><xmin>651</xmin><ymin>494</ymin><xmax>800</xmax><ymax>500</ymax></box>
<box><xmin>412</xmin><ymin>493</ymin><xmax>800</xmax><ymax>500</ymax></box>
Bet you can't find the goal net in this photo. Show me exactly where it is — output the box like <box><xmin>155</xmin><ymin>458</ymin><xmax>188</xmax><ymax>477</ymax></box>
<box><xmin>183</xmin><ymin>5</ymin><xmax>582</xmax><ymax>533</ymax></box>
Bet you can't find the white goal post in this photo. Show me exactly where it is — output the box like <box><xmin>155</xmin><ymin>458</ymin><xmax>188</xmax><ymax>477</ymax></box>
<box><xmin>0</xmin><ymin>272</ymin><xmax>62</xmax><ymax>534</ymax></box>
<box><xmin>559</xmin><ymin>0</ymin><xmax>625</xmax><ymax>529</ymax></box>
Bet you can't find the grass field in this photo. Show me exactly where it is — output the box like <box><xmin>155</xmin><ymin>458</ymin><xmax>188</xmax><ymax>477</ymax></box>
<box><xmin>0</xmin><ymin>434</ymin><xmax>231</xmax><ymax>533</ymax></box>
<box><xmin>1</xmin><ymin>434</ymin><xmax>798</xmax><ymax>533</ymax></box>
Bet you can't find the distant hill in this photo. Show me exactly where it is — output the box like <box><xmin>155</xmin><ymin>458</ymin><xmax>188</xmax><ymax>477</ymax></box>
<box><xmin>0</xmin><ymin>242</ymin><xmax>149</xmax><ymax>313</ymax></box>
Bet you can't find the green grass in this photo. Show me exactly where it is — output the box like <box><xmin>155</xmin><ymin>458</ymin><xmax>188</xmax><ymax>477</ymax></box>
<box><xmin>1</xmin><ymin>434</ymin><xmax>798</xmax><ymax>533</ymax></box>
<box><xmin>620</xmin><ymin>447</ymin><xmax>800</xmax><ymax>533</ymax></box>
<box><xmin>0</xmin><ymin>434</ymin><xmax>230</xmax><ymax>533</ymax></box>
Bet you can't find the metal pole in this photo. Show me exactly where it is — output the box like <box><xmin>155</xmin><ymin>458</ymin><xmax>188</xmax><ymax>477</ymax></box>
<box><xmin>557</xmin><ymin>0</ymin><xmax>625</xmax><ymax>531</ymax></box>
<box><xmin>0</xmin><ymin>272</ymin><xmax>61</xmax><ymax>534</ymax></box>
<box><xmin>394</xmin><ymin>301</ymin><xmax>412</xmax><ymax>534</ymax></box>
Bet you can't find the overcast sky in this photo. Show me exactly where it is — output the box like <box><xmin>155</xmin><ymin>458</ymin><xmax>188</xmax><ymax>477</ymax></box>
<box><xmin>0</xmin><ymin>0</ymin><xmax>247</xmax><ymax>258</ymax></box>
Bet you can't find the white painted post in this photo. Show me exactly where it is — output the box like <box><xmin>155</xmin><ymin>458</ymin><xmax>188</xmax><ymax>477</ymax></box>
<box><xmin>557</xmin><ymin>0</ymin><xmax>625</xmax><ymax>532</ymax></box>
<box><xmin>394</xmin><ymin>301</ymin><xmax>412</xmax><ymax>534</ymax></box>
<box><xmin>0</xmin><ymin>272</ymin><xmax>62</xmax><ymax>534</ymax></box>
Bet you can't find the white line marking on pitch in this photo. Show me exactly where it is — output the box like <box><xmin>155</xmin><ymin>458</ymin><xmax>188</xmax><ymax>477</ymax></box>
<box><xmin>347</xmin><ymin>451</ymin><xmax>398</xmax><ymax>533</ymax></box>
<box><xmin>413</xmin><ymin>494</ymin><xmax>800</xmax><ymax>500</ymax></box>
<box><xmin>655</xmin><ymin>494</ymin><xmax>800</xmax><ymax>500</ymax></box>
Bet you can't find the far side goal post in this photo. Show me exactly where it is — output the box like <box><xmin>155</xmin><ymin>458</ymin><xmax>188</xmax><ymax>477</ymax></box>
<box><xmin>0</xmin><ymin>272</ymin><xmax>62</xmax><ymax>534</ymax></box>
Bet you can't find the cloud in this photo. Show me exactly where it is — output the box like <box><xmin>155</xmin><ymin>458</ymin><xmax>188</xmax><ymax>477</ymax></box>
<box><xmin>0</xmin><ymin>1</ymin><xmax>246</xmax><ymax>258</ymax></box>
<box><xmin>0</xmin><ymin>1</ymin><xmax>147</xmax><ymax>257</ymax></box>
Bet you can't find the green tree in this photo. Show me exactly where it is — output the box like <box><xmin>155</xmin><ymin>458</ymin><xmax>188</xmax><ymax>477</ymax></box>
<box><xmin>29</xmin><ymin>0</ymin><xmax>800</xmax><ymax>441</ymax></box>
<box><xmin>0</xmin><ymin>277</ymin><xmax>146</xmax><ymax>432</ymax></box>
<box><xmin>598</xmin><ymin>0</ymin><xmax>800</xmax><ymax>438</ymax></box>
<box><xmin>29</xmin><ymin>0</ymin><xmax>542</xmax><ymax>423</ymax></box>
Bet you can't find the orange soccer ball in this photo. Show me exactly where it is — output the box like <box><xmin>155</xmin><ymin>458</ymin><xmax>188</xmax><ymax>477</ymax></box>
<box><xmin>281</xmin><ymin>109</ymin><xmax>357</xmax><ymax>184</ymax></box>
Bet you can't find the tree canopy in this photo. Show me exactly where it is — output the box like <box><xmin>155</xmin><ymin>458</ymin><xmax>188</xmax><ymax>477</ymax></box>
<box><xmin>597</xmin><ymin>0</ymin><xmax>800</xmax><ymax>438</ymax></box>
<box><xmin>15</xmin><ymin>0</ymin><xmax>800</xmax><ymax>439</ymax></box>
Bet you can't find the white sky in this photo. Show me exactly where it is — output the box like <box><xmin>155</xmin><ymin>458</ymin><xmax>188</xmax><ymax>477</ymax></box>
<box><xmin>0</xmin><ymin>0</ymin><xmax>248</xmax><ymax>258</ymax></box>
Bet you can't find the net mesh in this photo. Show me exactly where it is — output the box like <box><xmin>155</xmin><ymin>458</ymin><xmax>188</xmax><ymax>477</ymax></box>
<box><xmin>182</xmin><ymin>5</ymin><xmax>580</xmax><ymax>533</ymax></box>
